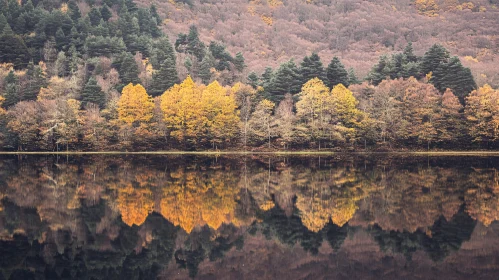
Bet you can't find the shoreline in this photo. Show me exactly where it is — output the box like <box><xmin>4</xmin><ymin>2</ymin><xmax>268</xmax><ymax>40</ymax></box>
<box><xmin>2</xmin><ymin>150</ymin><xmax>499</xmax><ymax>156</ymax></box>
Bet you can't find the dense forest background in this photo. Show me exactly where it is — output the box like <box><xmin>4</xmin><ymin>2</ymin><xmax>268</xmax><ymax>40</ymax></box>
<box><xmin>0</xmin><ymin>0</ymin><xmax>498</xmax><ymax>151</ymax></box>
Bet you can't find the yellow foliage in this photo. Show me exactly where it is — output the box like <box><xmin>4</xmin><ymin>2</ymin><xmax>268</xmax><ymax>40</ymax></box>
<box><xmin>117</xmin><ymin>184</ymin><xmax>154</xmax><ymax>227</ymax></box>
<box><xmin>261</xmin><ymin>15</ymin><xmax>273</xmax><ymax>26</ymax></box>
<box><xmin>60</xmin><ymin>3</ymin><xmax>68</xmax><ymax>13</ymax></box>
<box><xmin>415</xmin><ymin>0</ymin><xmax>439</xmax><ymax>17</ymax></box>
<box><xmin>268</xmin><ymin>0</ymin><xmax>283</xmax><ymax>8</ymax></box>
<box><xmin>118</xmin><ymin>83</ymin><xmax>154</xmax><ymax>125</ymax></box>
<box><xmin>0</xmin><ymin>96</ymin><xmax>5</xmax><ymax>115</ymax></box>
<box><xmin>464</xmin><ymin>56</ymin><xmax>479</xmax><ymax>63</ymax></box>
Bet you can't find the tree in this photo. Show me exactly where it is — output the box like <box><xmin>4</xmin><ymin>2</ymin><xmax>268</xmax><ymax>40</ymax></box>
<box><xmin>269</xmin><ymin>59</ymin><xmax>300</xmax><ymax>102</ymax></box>
<box><xmin>366</xmin><ymin>55</ymin><xmax>391</xmax><ymax>85</ymax></box>
<box><xmin>2</xmin><ymin>70</ymin><xmax>19</xmax><ymax>107</ymax></box>
<box><xmin>232</xmin><ymin>83</ymin><xmax>258</xmax><ymax>147</ymax></box>
<box><xmin>295</xmin><ymin>78</ymin><xmax>331</xmax><ymax>148</ymax></box>
<box><xmin>201</xmin><ymin>81</ymin><xmax>240</xmax><ymax>148</ymax></box>
<box><xmin>437</xmin><ymin>89</ymin><xmax>465</xmax><ymax>143</ymax></box>
<box><xmin>151</xmin><ymin>55</ymin><xmax>178</xmax><ymax>97</ymax></box>
<box><xmin>101</xmin><ymin>4</ymin><xmax>112</xmax><ymax>21</ymax></box>
<box><xmin>465</xmin><ymin>85</ymin><xmax>499</xmax><ymax>146</ymax></box>
<box><xmin>432</xmin><ymin>56</ymin><xmax>476</xmax><ymax>103</ymax></box>
<box><xmin>118</xmin><ymin>83</ymin><xmax>154</xmax><ymax>125</ymax></box>
<box><xmin>199</xmin><ymin>52</ymin><xmax>215</xmax><ymax>84</ymax></box>
<box><xmin>88</xmin><ymin>7</ymin><xmax>103</xmax><ymax>26</ymax></box>
<box><xmin>348</xmin><ymin>68</ymin><xmax>360</xmax><ymax>85</ymax></box>
<box><xmin>160</xmin><ymin>76</ymin><xmax>204</xmax><ymax>145</ymax></box>
<box><xmin>233</xmin><ymin>52</ymin><xmax>246</xmax><ymax>72</ymax></box>
<box><xmin>326</xmin><ymin>57</ymin><xmax>349</xmax><ymax>88</ymax></box>
<box><xmin>247</xmin><ymin>72</ymin><xmax>259</xmax><ymax>89</ymax></box>
<box><xmin>274</xmin><ymin>94</ymin><xmax>296</xmax><ymax>149</ymax></box>
<box><xmin>22</xmin><ymin>61</ymin><xmax>47</xmax><ymax>101</ymax></box>
<box><xmin>82</xmin><ymin>77</ymin><xmax>106</xmax><ymax>108</ymax></box>
<box><xmin>248</xmin><ymin>99</ymin><xmax>275</xmax><ymax>148</ymax></box>
<box><xmin>300</xmin><ymin>53</ymin><xmax>325</xmax><ymax>86</ymax></box>
<box><xmin>420</xmin><ymin>44</ymin><xmax>450</xmax><ymax>76</ymax></box>
<box><xmin>415</xmin><ymin>0</ymin><xmax>439</xmax><ymax>17</ymax></box>
<box><xmin>117</xmin><ymin>52</ymin><xmax>141</xmax><ymax>87</ymax></box>
<box><xmin>0</xmin><ymin>24</ymin><xmax>30</xmax><ymax>68</ymax></box>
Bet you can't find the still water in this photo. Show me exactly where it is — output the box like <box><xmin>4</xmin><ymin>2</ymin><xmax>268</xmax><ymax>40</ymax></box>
<box><xmin>1</xmin><ymin>155</ymin><xmax>499</xmax><ymax>279</ymax></box>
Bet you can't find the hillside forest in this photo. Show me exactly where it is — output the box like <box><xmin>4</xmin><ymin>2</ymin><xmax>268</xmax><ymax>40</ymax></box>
<box><xmin>0</xmin><ymin>0</ymin><xmax>499</xmax><ymax>151</ymax></box>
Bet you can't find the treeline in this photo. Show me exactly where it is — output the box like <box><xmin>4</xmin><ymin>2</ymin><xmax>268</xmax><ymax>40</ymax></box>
<box><xmin>0</xmin><ymin>0</ymin><xmax>494</xmax><ymax>151</ymax></box>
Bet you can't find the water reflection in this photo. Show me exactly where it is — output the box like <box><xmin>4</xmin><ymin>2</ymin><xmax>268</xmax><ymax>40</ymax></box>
<box><xmin>0</xmin><ymin>155</ymin><xmax>499</xmax><ymax>279</ymax></box>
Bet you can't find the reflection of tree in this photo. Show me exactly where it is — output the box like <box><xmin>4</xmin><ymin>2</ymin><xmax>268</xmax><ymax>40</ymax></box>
<box><xmin>160</xmin><ymin>167</ymin><xmax>241</xmax><ymax>233</ymax></box>
<box><xmin>466</xmin><ymin>168</ymin><xmax>499</xmax><ymax>226</ymax></box>
<box><xmin>116</xmin><ymin>183</ymin><xmax>154</xmax><ymax>227</ymax></box>
<box><xmin>369</xmin><ymin>207</ymin><xmax>476</xmax><ymax>262</ymax></box>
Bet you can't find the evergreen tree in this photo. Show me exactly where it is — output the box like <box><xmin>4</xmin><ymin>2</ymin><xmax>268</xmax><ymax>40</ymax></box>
<box><xmin>118</xmin><ymin>52</ymin><xmax>140</xmax><ymax>87</ymax></box>
<box><xmin>247</xmin><ymin>72</ymin><xmax>259</xmax><ymax>89</ymax></box>
<box><xmin>366</xmin><ymin>55</ymin><xmax>391</xmax><ymax>85</ymax></box>
<box><xmin>82</xmin><ymin>77</ymin><xmax>106</xmax><ymax>108</ymax></box>
<box><xmin>150</xmin><ymin>4</ymin><xmax>161</xmax><ymax>25</ymax></box>
<box><xmin>269</xmin><ymin>59</ymin><xmax>301</xmax><ymax>102</ymax></box>
<box><xmin>151</xmin><ymin>56</ymin><xmax>178</xmax><ymax>96</ymax></box>
<box><xmin>3</xmin><ymin>70</ymin><xmax>19</xmax><ymax>108</ymax></box>
<box><xmin>326</xmin><ymin>57</ymin><xmax>349</xmax><ymax>88</ymax></box>
<box><xmin>432</xmin><ymin>56</ymin><xmax>477</xmax><ymax>103</ymax></box>
<box><xmin>186</xmin><ymin>25</ymin><xmax>205</xmax><ymax>61</ymax></box>
<box><xmin>151</xmin><ymin>36</ymin><xmax>176</xmax><ymax>69</ymax></box>
<box><xmin>100</xmin><ymin>4</ymin><xmax>112</xmax><ymax>21</ymax></box>
<box><xmin>403</xmin><ymin>42</ymin><xmax>418</xmax><ymax>63</ymax></box>
<box><xmin>300</xmin><ymin>53</ymin><xmax>325</xmax><ymax>85</ymax></box>
<box><xmin>209</xmin><ymin>41</ymin><xmax>232</xmax><ymax>71</ymax></box>
<box><xmin>233</xmin><ymin>52</ymin><xmax>246</xmax><ymax>72</ymax></box>
<box><xmin>55</xmin><ymin>27</ymin><xmax>68</xmax><ymax>51</ymax></box>
<box><xmin>348</xmin><ymin>68</ymin><xmax>360</xmax><ymax>85</ymax></box>
<box><xmin>420</xmin><ymin>44</ymin><xmax>450</xmax><ymax>76</ymax></box>
<box><xmin>88</xmin><ymin>7</ymin><xmax>102</xmax><ymax>26</ymax></box>
<box><xmin>199</xmin><ymin>52</ymin><xmax>215</xmax><ymax>84</ymax></box>
<box><xmin>0</xmin><ymin>13</ymin><xmax>8</xmax><ymax>32</ymax></box>
<box><xmin>68</xmin><ymin>1</ymin><xmax>81</xmax><ymax>22</ymax></box>
<box><xmin>0</xmin><ymin>24</ymin><xmax>30</xmax><ymax>68</ymax></box>
<box><xmin>261</xmin><ymin>67</ymin><xmax>274</xmax><ymax>91</ymax></box>
<box><xmin>22</xmin><ymin>61</ymin><xmax>47</xmax><ymax>101</ymax></box>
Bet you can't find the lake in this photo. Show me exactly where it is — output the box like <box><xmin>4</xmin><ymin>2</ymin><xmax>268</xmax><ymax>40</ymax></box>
<box><xmin>1</xmin><ymin>154</ymin><xmax>499</xmax><ymax>279</ymax></box>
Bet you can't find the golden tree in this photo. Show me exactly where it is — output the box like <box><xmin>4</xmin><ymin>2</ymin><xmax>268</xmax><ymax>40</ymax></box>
<box><xmin>465</xmin><ymin>84</ymin><xmax>499</xmax><ymax>145</ymax></box>
<box><xmin>118</xmin><ymin>83</ymin><xmax>154</xmax><ymax>125</ymax></box>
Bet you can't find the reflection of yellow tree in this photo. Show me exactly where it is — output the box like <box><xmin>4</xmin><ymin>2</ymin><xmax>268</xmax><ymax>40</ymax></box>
<box><xmin>117</xmin><ymin>184</ymin><xmax>154</xmax><ymax>227</ymax></box>
<box><xmin>160</xmin><ymin>168</ymin><xmax>240</xmax><ymax>233</ymax></box>
<box><xmin>466</xmin><ymin>168</ymin><xmax>499</xmax><ymax>226</ymax></box>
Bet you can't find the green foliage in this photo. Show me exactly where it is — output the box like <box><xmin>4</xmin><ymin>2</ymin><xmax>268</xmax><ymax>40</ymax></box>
<box><xmin>432</xmin><ymin>56</ymin><xmax>477</xmax><ymax>103</ymax></box>
<box><xmin>82</xmin><ymin>77</ymin><xmax>106</xmax><ymax>108</ymax></box>
<box><xmin>151</xmin><ymin>55</ymin><xmax>178</xmax><ymax>97</ymax></box>
<box><xmin>269</xmin><ymin>59</ymin><xmax>301</xmax><ymax>102</ymax></box>
<box><xmin>326</xmin><ymin>57</ymin><xmax>349</xmax><ymax>88</ymax></box>
<box><xmin>299</xmin><ymin>53</ymin><xmax>325</xmax><ymax>85</ymax></box>
<box><xmin>199</xmin><ymin>52</ymin><xmax>215</xmax><ymax>84</ymax></box>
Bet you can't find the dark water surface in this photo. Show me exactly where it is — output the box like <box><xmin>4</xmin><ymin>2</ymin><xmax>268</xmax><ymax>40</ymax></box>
<box><xmin>1</xmin><ymin>155</ymin><xmax>499</xmax><ymax>279</ymax></box>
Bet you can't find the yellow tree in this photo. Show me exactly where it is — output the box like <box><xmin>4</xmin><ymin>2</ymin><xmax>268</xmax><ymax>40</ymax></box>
<box><xmin>248</xmin><ymin>99</ymin><xmax>275</xmax><ymax>147</ymax></box>
<box><xmin>465</xmin><ymin>84</ymin><xmax>499</xmax><ymax>146</ymax></box>
<box><xmin>118</xmin><ymin>83</ymin><xmax>154</xmax><ymax>125</ymax></box>
<box><xmin>415</xmin><ymin>0</ymin><xmax>439</xmax><ymax>16</ymax></box>
<box><xmin>330</xmin><ymin>84</ymin><xmax>367</xmax><ymax>144</ymax></box>
<box><xmin>160</xmin><ymin>76</ymin><xmax>204</xmax><ymax>145</ymax></box>
<box><xmin>295</xmin><ymin>78</ymin><xmax>331</xmax><ymax>149</ymax></box>
<box><xmin>201</xmin><ymin>81</ymin><xmax>240</xmax><ymax>148</ymax></box>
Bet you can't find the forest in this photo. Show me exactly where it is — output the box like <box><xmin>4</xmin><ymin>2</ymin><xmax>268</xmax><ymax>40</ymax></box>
<box><xmin>0</xmin><ymin>0</ymin><xmax>498</xmax><ymax>151</ymax></box>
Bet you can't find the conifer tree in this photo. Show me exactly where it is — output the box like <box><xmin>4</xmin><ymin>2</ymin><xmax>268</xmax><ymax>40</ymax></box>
<box><xmin>101</xmin><ymin>4</ymin><xmax>112</xmax><ymax>21</ymax></box>
<box><xmin>326</xmin><ymin>57</ymin><xmax>349</xmax><ymax>88</ymax></box>
<box><xmin>151</xmin><ymin>55</ymin><xmax>178</xmax><ymax>96</ymax></box>
<box><xmin>420</xmin><ymin>44</ymin><xmax>449</xmax><ymax>75</ymax></box>
<box><xmin>233</xmin><ymin>52</ymin><xmax>246</xmax><ymax>72</ymax></box>
<box><xmin>68</xmin><ymin>1</ymin><xmax>81</xmax><ymax>22</ymax></box>
<box><xmin>199</xmin><ymin>52</ymin><xmax>215</xmax><ymax>84</ymax></box>
<box><xmin>22</xmin><ymin>61</ymin><xmax>47</xmax><ymax>101</ymax></box>
<box><xmin>366</xmin><ymin>55</ymin><xmax>391</xmax><ymax>85</ymax></box>
<box><xmin>0</xmin><ymin>23</ymin><xmax>30</xmax><ymax>68</ymax></box>
<box><xmin>247</xmin><ymin>72</ymin><xmax>259</xmax><ymax>89</ymax></box>
<box><xmin>3</xmin><ymin>71</ymin><xmax>19</xmax><ymax>108</ymax></box>
<box><xmin>348</xmin><ymin>68</ymin><xmax>360</xmax><ymax>85</ymax></box>
<box><xmin>269</xmin><ymin>60</ymin><xmax>300</xmax><ymax>102</ymax></box>
<box><xmin>118</xmin><ymin>52</ymin><xmax>141</xmax><ymax>87</ymax></box>
<box><xmin>82</xmin><ymin>77</ymin><xmax>106</xmax><ymax>108</ymax></box>
<box><xmin>300</xmin><ymin>53</ymin><xmax>325</xmax><ymax>86</ymax></box>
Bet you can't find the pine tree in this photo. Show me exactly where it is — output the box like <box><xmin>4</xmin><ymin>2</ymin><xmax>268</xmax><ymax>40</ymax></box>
<box><xmin>55</xmin><ymin>27</ymin><xmax>68</xmax><ymax>51</ymax></box>
<box><xmin>348</xmin><ymin>68</ymin><xmax>360</xmax><ymax>85</ymax></box>
<box><xmin>0</xmin><ymin>24</ymin><xmax>30</xmax><ymax>68</ymax></box>
<box><xmin>247</xmin><ymin>72</ymin><xmax>259</xmax><ymax>89</ymax></box>
<box><xmin>88</xmin><ymin>7</ymin><xmax>102</xmax><ymax>26</ymax></box>
<box><xmin>118</xmin><ymin>52</ymin><xmax>141</xmax><ymax>87</ymax></box>
<box><xmin>186</xmin><ymin>25</ymin><xmax>205</xmax><ymax>61</ymax></box>
<box><xmin>403</xmin><ymin>42</ymin><xmax>418</xmax><ymax>63</ymax></box>
<box><xmin>270</xmin><ymin>60</ymin><xmax>300</xmax><ymax>102</ymax></box>
<box><xmin>22</xmin><ymin>61</ymin><xmax>47</xmax><ymax>101</ymax></box>
<box><xmin>0</xmin><ymin>13</ymin><xmax>8</xmax><ymax>32</ymax></box>
<box><xmin>432</xmin><ymin>56</ymin><xmax>476</xmax><ymax>103</ymax></box>
<box><xmin>82</xmin><ymin>77</ymin><xmax>106</xmax><ymax>108</ymax></box>
<box><xmin>68</xmin><ymin>1</ymin><xmax>81</xmax><ymax>22</ymax></box>
<box><xmin>151</xmin><ymin>55</ymin><xmax>178</xmax><ymax>96</ymax></box>
<box><xmin>101</xmin><ymin>4</ymin><xmax>112</xmax><ymax>21</ymax></box>
<box><xmin>300</xmin><ymin>53</ymin><xmax>325</xmax><ymax>86</ymax></box>
<box><xmin>233</xmin><ymin>52</ymin><xmax>246</xmax><ymax>72</ymax></box>
<box><xmin>366</xmin><ymin>55</ymin><xmax>391</xmax><ymax>85</ymax></box>
<box><xmin>151</xmin><ymin>36</ymin><xmax>176</xmax><ymax>69</ymax></box>
<box><xmin>150</xmin><ymin>4</ymin><xmax>161</xmax><ymax>25</ymax></box>
<box><xmin>3</xmin><ymin>71</ymin><xmax>19</xmax><ymax>108</ymax></box>
<box><xmin>199</xmin><ymin>52</ymin><xmax>215</xmax><ymax>84</ymax></box>
<box><xmin>326</xmin><ymin>57</ymin><xmax>349</xmax><ymax>88</ymax></box>
<box><xmin>420</xmin><ymin>44</ymin><xmax>450</xmax><ymax>75</ymax></box>
<box><xmin>261</xmin><ymin>67</ymin><xmax>274</xmax><ymax>91</ymax></box>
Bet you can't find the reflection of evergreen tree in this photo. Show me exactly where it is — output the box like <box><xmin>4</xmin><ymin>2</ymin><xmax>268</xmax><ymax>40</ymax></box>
<box><xmin>369</xmin><ymin>206</ymin><xmax>476</xmax><ymax>262</ymax></box>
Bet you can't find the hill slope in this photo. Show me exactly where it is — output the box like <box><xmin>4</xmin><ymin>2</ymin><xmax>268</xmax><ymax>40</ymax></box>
<box><xmin>152</xmin><ymin>0</ymin><xmax>499</xmax><ymax>86</ymax></box>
